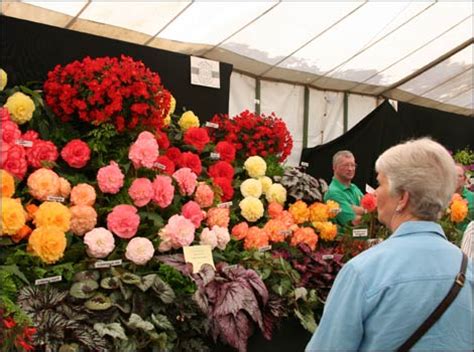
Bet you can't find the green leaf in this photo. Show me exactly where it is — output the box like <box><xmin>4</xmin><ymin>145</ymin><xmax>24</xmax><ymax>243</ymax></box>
<box><xmin>0</xmin><ymin>264</ymin><xmax>29</xmax><ymax>284</ymax></box>
<box><xmin>136</xmin><ymin>274</ymin><xmax>157</xmax><ymax>292</ymax></box>
<box><xmin>151</xmin><ymin>313</ymin><xmax>174</xmax><ymax>331</ymax></box>
<box><xmin>294</xmin><ymin>308</ymin><xmax>317</xmax><ymax>333</ymax></box>
<box><xmin>85</xmin><ymin>293</ymin><xmax>112</xmax><ymax>310</ymax></box>
<box><xmin>127</xmin><ymin>313</ymin><xmax>155</xmax><ymax>332</ymax></box>
<box><xmin>94</xmin><ymin>322</ymin><xmax>128</xmax><ymax>340</ymax></box>
<box><xmin>69</xmin><ymin>280</ymin><xmax>99</xmax><ymax>299</ymax></box>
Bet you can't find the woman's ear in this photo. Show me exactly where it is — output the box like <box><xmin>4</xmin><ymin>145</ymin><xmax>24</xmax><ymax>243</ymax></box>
<box><xmin>396</xmin><ymin>191</ymin><xmax>410</xmax><ymax>212</ymax></box>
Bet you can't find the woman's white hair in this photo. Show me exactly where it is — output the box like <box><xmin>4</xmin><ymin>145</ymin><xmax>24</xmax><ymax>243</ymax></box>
<box><xmin>375</xmin><ymin>137</ymin><xmax>456</xmax><ymax>221</ymax></box>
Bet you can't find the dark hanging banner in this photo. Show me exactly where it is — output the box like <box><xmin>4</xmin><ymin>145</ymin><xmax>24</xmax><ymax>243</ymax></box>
<box><xmin>301</xmin><ymin>101</ymin><xmax>474</xmax><ymax>190</ymax></box>
<box><xmin>0</xmin><ymin>15</ymin><xmax>232</xmax><ymax>121</ymax></box>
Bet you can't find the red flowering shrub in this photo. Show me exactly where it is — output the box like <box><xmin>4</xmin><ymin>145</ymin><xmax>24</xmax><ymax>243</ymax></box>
<box><xmin>43</xmin><ymin>55</ymin><xmax>171</xmax><ymax>132</ymax></box>
<box><xmin>208</xmin><ymin>110</ymin><xmax>293</xmax><ymax>162</ymax></box>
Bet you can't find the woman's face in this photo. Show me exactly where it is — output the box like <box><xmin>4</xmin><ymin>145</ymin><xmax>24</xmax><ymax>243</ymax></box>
<box><xmin>375</xmin><ymin>172</ymin><xmax>400</xmax><ymax>228</ymax></box>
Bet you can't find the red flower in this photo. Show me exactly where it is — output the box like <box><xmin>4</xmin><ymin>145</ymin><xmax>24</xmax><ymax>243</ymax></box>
<box><xmin>1</xmin><ymin>144</ymin><xmax>27</xmax><ymax>180</ymax></box>
<box><xmin>0</xmin><ymin>120</ymin><xmax>21</xmax><ymax>144</ymax></box>
<box><xmin>154</xmin><ymin>155</ymin><xmax>175</xmax><ymax>175</ymax></box>
<box><xmin>3</xmin><ymin>316</ymin><xmax>16</xmax><ymax>329</ymax></box>
<box><xmin>26</xmin><ymin>139</ymin><xmax>59</xmax><ymax>169</ymax></box>
<box><xmin>22</xmin><ymin>130</ymin><xmax>40</xmax><ymax>142</ymax></box>
<box><xmin>166</xmin><ymin>147</ymin><xmax>182</xmax><ymax>161</ymax></box>
<box><xmin>213</xmin><ymin>176</ymin><xmax>234</xmax><ymax>202</ymax></box>
<box><xmin>61</xmin><ymin>139</ymin><xmax>91</xmax><ymax>168</ymax></box>
<box><xmin>208</xmin><ymin>161</ymin><xmax>234</xmax><ymax>180</ymax></box>
<box><xmin>361</xmin><ymin>193</ymin><xmax>377</xmax><ymax>212</ymax></box>
<box><xmin>43</xmin><ymin>56</ymin><xmax>171</xmax><ymax>132</ymax></box>
<box><xmin>155</xmin><ymin>129</ymin><xmax>170</xmax><ymax>150</ymax></box>
<box><xmin>215</xmin><ymin>141</ymin><xmax>236</xmax><ymax>163</ymax></box>
<box><xmin>178</xmin><ymin>152</ymin><xmax>202</xmax><ymax>175</ymax></box>
<box><xmin>183</xmin><ymin>127</ymin><xmax>210</xmax><ymax>153</ymax></box>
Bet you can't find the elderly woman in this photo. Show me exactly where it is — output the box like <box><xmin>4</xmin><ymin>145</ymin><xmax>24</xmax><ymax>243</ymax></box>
<box><xmin>306</xmin><ymin>138</ymin><xmax>473</xmax><ymax>351</ymax></box>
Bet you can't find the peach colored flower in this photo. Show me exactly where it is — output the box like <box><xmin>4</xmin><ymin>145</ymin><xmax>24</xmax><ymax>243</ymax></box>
<box><xmin>231</xmin><ymin>222</ymin><xmax>249</xmax><ymax>240</ymax></box>
<box><xmin>58</xmin><ymin>177</ymin><xmax>71</xmax><ymax>198</ymax></box>
<box><xmin>84</xmin><ymin>227</ymin><xmax>115</xmax><ymax>259</ymax></box>
<box><xmin>206</xmin><ymin>207</ymin><xmax>230</xmax><ymax>228</ymax></box>
<box><xmin>107</xmin><ymin>204</ymin><xmax>140</xmax><ymax>239</ymax></box>
<box><xmin>194</xmin><ymin>182</ymin><xmax>214</xmax><ymax>208</ymax></box>
<box><xmin>244</xmin><ymin>226</ymin><xmax>269</xmax><ymax>250</ymax></box>
<box><xmin>97</xmin><ymin>161</ymin><xmax>124</xmax><ymax>194</ymax></box>
<box><xmin>27</xmin><ymin>168</ymin><xmax>60</xmax><ymax>201</ymax></box>
<box><xmin>128</xmin><ymin>178</ymin><xmax>154</xmax><ymax>207</ymax></box>
<box><xmin>291</xmin><ymin>227</ymin><xmax>318</xmax><ymax>251</ymax></box>
<box><xmin>70</xmin><ymin>205</ymin><xmax>97</xmax><ymax>236</ymax></box>
<box><xmin>158</xmin><ymin>214</ymin><xmax>195</xmax><ymax>252</ymax></box>
<box><xmin>70</xmin><ymin>183</ymin><xmax>96</xmax><ymax>206</ymax></box>
<box><xmin>173</xmin><ymin>167</ymin><xmax>197</xmax><ymax>196</ymax></box>
<box><xmin>268</xmin><ymin>202</ymin><xmax>284</xmax><ymax>219</ymax></box>
<box><xmin>152</xmin><ymin>175</ymin><xmax>175</xmax><ymax>208</ymax></box>
<box><xmin>263</xmin><ymin>219</ymin><xmax>287</xmax><ymax>243</ymax></box>
<box><xmin>125</xmin><ymin>237</ymin><xmax>155</xmax><ymax>265</ymax></box>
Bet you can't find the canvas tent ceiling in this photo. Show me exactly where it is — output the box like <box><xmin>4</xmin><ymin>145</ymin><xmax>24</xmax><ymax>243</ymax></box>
<box><xmin>2</xmin><ymin>0</ymin><xmax>473</xmax><ymax>116</ymax></box>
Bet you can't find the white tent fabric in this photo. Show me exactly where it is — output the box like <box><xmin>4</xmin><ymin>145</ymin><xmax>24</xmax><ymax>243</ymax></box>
<box><xmin>2</xmin><ymin>1</ymin><xmax>473</xmax><ymax>164</ymax></box>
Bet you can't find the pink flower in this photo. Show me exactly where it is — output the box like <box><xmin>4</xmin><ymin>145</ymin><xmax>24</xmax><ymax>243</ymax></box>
<box><xmin>206</xmin><ymin>207</ymin><xmax>230</xmax><ymax>228</ymax></box>
<box><xmin>213</xmin><ymin>225</ymin><xmax>230</xmax><ymax>250</ymax></box>
<box><xmin>70</xmin><ymin>183</ymin><xmax>96</xmax><ymax>206</ymax></box>
<box><xmin>0</xmin><ymin>107</ymin><xmax>11</xmax><ymax>121</ymax></box>
<box><xmin>70</xmin><ymin>205</ymin><xmax>97</xmax><ymax>236</ymax></box>
<box><xmin>158</xmin><ymin>214</ymin><xmax>195</xmax><ymax>252</ymax></box>
<box><xmin>84</xmin><ymin>227</ymin><xmax>115</xmax><ymax>258</ymax></box>
<box><xmin>125</xmin><ymin>237</ymin><xmax>155</xmax><ymax>265</ymax></box>
<box><xmin>61</xmin><ymin>139</ymin><xmax>91</xmax><ymax>168</ymax></box>
<box><xmin>59</xmin><ymin>177</ymin><xmax>71</xmax><ymax>198</ymax></box>
<box><xmin>1</xmin><ymin>144</ymin><xmax>27</xmax><ymax>180</ymax></box>
<box><xmin>128</xmin><ymin>178</ymin><xmax>153</xmax><ymax>207</ymax></box>
<box><xmin>194</xmin><ymin>183</ymin><xmax>214</xmax><ymax>208</ymax></box>
<box><xmin>173</xmin><ymin>167</ymin><xmax>197</xmax><ymax>196</ymax></box>
<box><xmin>26</xmin><ymin>139</ymin><xmax>59</xmax><ymax>169</ymax></box>
<box><xmin>199</xmin><ymin>227</ymin><xmax>218</xmax><ymax>249</ymax></box>
<box><xmin>97</xmin><ymin>161</ymin><xmax>124</xmax><ymax>194</ymax></box>
<box><xmin>128</xmin><ymin>131</ymin><xmax>159</xmax><ymax>169</ymax></box>
<box><xmin>182</xmin><ymin>201</ymin><xmax>206</xmax><ymax>228</ymax></box>
<box><xmin>152</xmin><ymin>175</ymin><xmax>175</xmax><ymax>208</ymax></box>
<box><xmin>22</xmin><ymin>130</ymin><xmax>39</xmax><ymax>142</ymax></box>
<box><xmin>1</xmin><ymin>120</ymin><xmax>21</xmax><ymax>144</ymax></box>
<box><xmin>107</xmin><ymin>204</ymin><xmax>140</xmax><ymax>239</ymax></box>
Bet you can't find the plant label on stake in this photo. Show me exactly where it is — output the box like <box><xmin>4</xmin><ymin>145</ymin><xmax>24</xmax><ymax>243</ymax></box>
<box><xmin>46</xmin><ymin>195</ymin><xmax>65</xmax><ymax>203</ymax></box>
<box><xmin>35</xmin><ymin>275</ymin><xmax>62</xmax><ymax>286</ymax></box>
<box><xmin>205</xmin><ymin>122</ymin><xmax>219</xmax><ymax>129</ymax></box>
<box><xmin>217</xmin><ymin>202</ymin><xmax>232</xmax><ymax>208</ymax></box>
<box><xmin>352</xmin><ymin>228</ymin><xmax>368</xmax><ymax>238</ymax></box>
<box><xmin>183</xmin><ymin>245</ymin><xmax>215</xmax><ymax>273</ymax></box>
<box><xmin>210</xmin><ymin>152</ymin><xmax>220</xmax><ymax>160</ymax></box>
<box><xmin>94</xmin><ymin>259</ymin><xmax>123</xmax><ymax>268</ymax></box>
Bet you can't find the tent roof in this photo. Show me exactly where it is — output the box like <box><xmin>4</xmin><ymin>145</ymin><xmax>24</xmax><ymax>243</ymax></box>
<box><xmin>2</xmin><ymin>0</ymin><xmax>473</xmax><ymax>116</ymax></box>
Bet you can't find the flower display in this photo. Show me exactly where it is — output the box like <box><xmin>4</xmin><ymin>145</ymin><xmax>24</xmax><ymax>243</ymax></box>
<box><xmin>27</xmin><ymin>168</ymin><xmax>60</xmax><ymax>201</ymax></box>
<box><xmin>26</xmin><ymin>139</ymin><xmax>58</xmax><ymax>169</ymax></box>
<box><xmin>128</xmin><ymin>131</ymin><xmax>159</xmax><ymax>169</ymax></box>
<box><xmin>265</xmin><ymin>183</ymin><xmax>287</xmax><ymax>205</ymax></box>
<box><xmin>178</xmin><ymin>111</ymin><xmax>199</xmax><ymax>131</ymax></box>
<box><xmin>206</xmin><ymin>207</ymin><xmax>230</xmax><ymax>228</ymax></box>
<box><xmin>106</xmin><ymin>204</ymin><xmax>140</xmax><ymax>239</ymax></box>
<box><xmin>97</xmin><ymin>161</ymin><xmax>124</xmax><ymax>194</ymax></box>
<box><xmin>1</xmin><ymin>169</ymin><xmax>15</xmax><ymax>197</ymax></box>
<box><xmin>69</xmin><ymin>205</ymin><xmax>97</xmax><ymax>236</ymax></box>
<box><xmin>43</xmin><ymin>55</ymin><xmax>171</xmax><ymax>132</ymax></box>
<box><xmin>239</xmin><ymin>196</ymin><xmax>264</xmax><ymax>222</ymax></box>
<box><xmin>83</xmin><ymin>227</ymin><xmax>115</xmax><ymax>258</ymax></box>
<box><xmin>240</xmin><ymin>178</ymin><xmax>263</xmax><ymax>198</ymax></box>
<box><xmin>34</xmin><ymin>201</ymin><xmax>71</xmax><ymax>232</ymax></box>
<box><xmin>244</xmin><ymin>156</ymin><xmax>267</xmax><ymax>178</ymax></box>
<box><xmin>151</xmin><ymin>175</ymin><xmax>175</xmax><ymax>208</ymax></box>
<box><xmin>158</xmin><ymin>214</ymin><xmax>195</xmax><ymax>252</ymax></box>
<box><xmin>70</xmin><ymin>183</ymin><xmax>96</xmax><ymax>206</ymax></box>
<box><xmin>1</xmin><ymin>197</ymin><xmax>26</xmax><ymax>235</ymax></box>
<box><xmin>194</xmin><ymin>183</ymin><xmax>215</xmax><ymax>208</ymax></box>
<box><xmin>125</xmin><ymin>237</ymin><xmax>154</xmax><ymax>265</ymax></box>
<box><xmin>128</xmin><ymin>178</ymin><xmax>154</xmax><ymax>207</ymax></box>
<box><xmin>4</xmin><ymin>92</ymin><xmax>35</xmax><ymax>124</ymax></box>
<box><xmin>60</xmin><ymin>139</ymin><xmax>91</xmax><ymax>168</ymax></box>
<box><xmin>27</xmin><ymin>226</ymin><xmax>67</xmax><ymax>264</ymax></box>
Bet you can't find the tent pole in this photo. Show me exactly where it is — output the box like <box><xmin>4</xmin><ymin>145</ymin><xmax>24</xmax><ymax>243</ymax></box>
<box><xmin>343</xmin><ymin>92</ymin><xmax>349</xmax><ymax>133</ymax></box>
<box><xmin>255</xmin><ymin>78</ymin><xmax>261</xmax><ymax>115</ymax></box>
<box><xmin>303</xmin><ymin>86</ymin><xmax>310</xmax><ymax>149</ymax></box>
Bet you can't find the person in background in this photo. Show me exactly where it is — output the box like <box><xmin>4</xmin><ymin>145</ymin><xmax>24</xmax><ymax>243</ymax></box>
<box><xmin>306</xmin><ymin>138</ymin><xmax>473</xmax><ymax>351</ymax></box>
<box><xmin>461</xmin><ymin>221</ymin><xmax>473</xmax><ymax>259</ymax></box>
<box><xmin>455</xmin><ymin>162</ymin><xmax>474</xmax><ymax>231</ymax></box>
<box><xmin>324</xmin><ymin>150</ymin><xmax>365</xmax><ymax>226</ymax></box>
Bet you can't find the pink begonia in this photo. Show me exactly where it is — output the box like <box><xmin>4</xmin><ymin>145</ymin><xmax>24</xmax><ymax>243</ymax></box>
<box><xmin>0</xmin><ymin>107</ymin><xmax>11</xmax><ymax>121</ymax></box>
<box><xmin>125</xmin><ymin>237</ymin><xmax>155</xmax><ymax>265</ymax></box>
<box><xmin>152</xmin><ymin>175</ymin><xmax>175</xmax><ymax>208</ymax></box>
<box><xmin>173</xmin><ymin>167</ymin><xmax>197</xmax><ymax>196</ymax></box>
<box><xmin>59</xmin><ymin>177</ymin><xmax>71</xmax><ymax>198</ymax></box>
<box><xmin>70</xmin><ymin>205</ymin><xmax>97</xmax><ymax>236</ymax></box>
<box><xmin>128</xmin><ymin>131</ymin><xmax>159</xmax><ymax>169</ymax></box>
<box><xmin>194</xmin><ymin>183</ymin><xmax>214</xmax><ymax>208</ymax></box>
<box><xmin>158</xmin><ymin>214</ymin><xmax>195</xmax><ymax>252</ymax></box>
<box><xmin>128</xmin><ymin>178</ymin><xmax>154</xmax><ymax>207</ymax></box>
<box><xmin>70</xmin><ymin>183</ymin><xmax>96</xmax><ymax>206</ymax></box>
<box><xmin>97</xmin><ymin>161</ymin><xmax>124</xmax><ymax>194</ymax></box>
<box><xmin>213</xmin><ymin>225</ymin><xmax>231</xmax><ymax>250</ymax></box>
<box><xmin>181</xmin><ymin>200</ymin><xmax>206</xmax><ymax>228</ymax></box>
<box><xmin>107</xmin><ymin>204</ymin><xmax>140</xmax><ymax>239</ymax></box>
<box><xmin>84</xmin><ymin>227</ymin><xmax>115</xmax><ymax>259</ymax></box>
<box><xmin>1</xmin><ymin>120</ymin><xmax>21</xmax><ymax>144</ymax></box>
<box><xmin>206</xmin><ymin>207</ymin><xmax>230</xmax><ymax>228</ymax></box>
<box><xmin>199</xmin><ymin>227</ymin><xmax>218</xmax><ymax>249</ymax></box>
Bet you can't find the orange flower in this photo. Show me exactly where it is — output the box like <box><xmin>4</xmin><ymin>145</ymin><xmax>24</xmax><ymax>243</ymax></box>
<box><xmin>326</xmin><ymin>200</ymin><xmax>340</xmax><ymax>219</ymax></box>
<box><xmin>263</xmin><ymin>219</ymin><xmax>287</xmax><ymax>243</ymax></box>
<box><xmin>289</xmin><ymin>200</ymin><xmax>309</xmax><ymax>224</ymax></box>
<box><xmin>25</xmin><ymin>204</ymin><xmax>38</xmax><ymax>222</ymax></box>
<box><xmin>268</xmin><ymin>202</ymin><xmax>283</xmax><ymax>219</ymax></box>
<box><xmin>275</xmin><ymin>210</ymin><xmax>297</xmax><ymax>230</ymax></box>
<box><xmin>243</xmin><ymin>226</ymin><xmax>269</xmax><ymax>250</ymax></box>
<box><xmin>28</xmin><ymin>226</ymin><xmax>67</xmax><ymax>264</ymax></box>
<box><xmin>290</xmin><ymin>227</ymin><xmax>318</xmax><ymax>251</ymax></box>
<box><xmin>231</xmin><ymin>222</ymin><xmax>249</xmax><ymax>240</ymax></box>
<box><xmin>1</xmin><ymin>170</ymin><xmax>15</xmax><ymax>197</ymax></box>
<box><xmin>450</xmin><ymin>198</ymin><xmax>468</xmax><ymax>223</ymax></box>
<box><xmin>12</xmin><ymin>224</ymin><xmax>32</xmax><ymax>243</ymax></box>
<box><xmin>309</xmin><ymin>202</ymin><xmax>329</xmax><ymax>223</ymax></box>
<box><xmin>313</xmin><ymin>221</ymin><xmax>338</xmax><ymax>241</ymax></box>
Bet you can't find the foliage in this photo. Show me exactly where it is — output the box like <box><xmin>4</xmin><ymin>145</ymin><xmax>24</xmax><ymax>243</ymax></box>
<box><xmin>274</xmin><ymin>166</ymin><xmax>328</xmax><ymax>203</ymax></box>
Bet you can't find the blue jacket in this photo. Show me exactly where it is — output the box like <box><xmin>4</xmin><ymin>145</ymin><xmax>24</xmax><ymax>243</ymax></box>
<box><xmin>306</xmin><ymin>221</ymin><xmax>473</xmax><ymax>351</ymax></box>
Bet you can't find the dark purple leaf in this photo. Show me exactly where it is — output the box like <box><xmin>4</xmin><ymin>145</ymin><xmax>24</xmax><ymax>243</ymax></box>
<box><xmin>215</xmin><ymin>311</ymin><xmax>254</xmax><ymax>352</ymax></box>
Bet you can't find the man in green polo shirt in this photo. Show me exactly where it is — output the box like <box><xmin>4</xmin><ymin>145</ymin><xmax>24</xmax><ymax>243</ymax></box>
<box><xmin>324</xmin><ymin>150</ymin><xmax>365</xmax><ymax>226</ymax></box>
<box><xmin>455</xmin><ymin>163</ymin><xmax>474</xmax><ymax>231</ymax></box>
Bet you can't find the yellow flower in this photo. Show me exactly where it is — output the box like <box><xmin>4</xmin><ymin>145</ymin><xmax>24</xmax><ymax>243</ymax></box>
<box><xmin>0</xmin><ymin>68</ymin><xmax>7</xmax><ymax>91</ymax></box>
<box><xmin>239</xmin><ymin>196</ymin><xmax>264</xmax><ymax>222</ymax></box>
<box><xmin>169</xmin><ymin>95</ymin><xmax>176</xmax><ymax>115</ymax></box>
<box><xmin>259</xmin><ymin>176</ymin><xmax>273</xmax><ymax>193</ymax></box>
<box><xmin>34</xmin><ymin>201</ymin><xmax>71</xmax><ymax>232</ymax></box>
<box><xmin>240</xmin><ymin>178</ymin><xmax>263</xmax><ymax>198</ymax></box>
<box><xmin>326</xmin><ymin>200</ymin><xmax>340</xmax><ymax>219</ymax></box>
<box><xmin>265</xmin><ymin>183</ymin><xmax>287</xmax><ymax>205</ymax></box>
<box><xmin>289</xmin><ymin>200</ymin><xmax>309</xmax><ymax>224</ymax></box>
<box><xmin>1</xmin><ymin>197</ymin><xmax>26</xmax><ymax>236</ymax></box>
<box><xmin>178</xmin><ymin>110</ymin><xmax>199</xmax><ymax>131</ymax></box>
<box><xmin>5</xmin><ymin>92</ymin><xmax>35</xmax><ymax>124</ymax></box>
<box><xmin>313</xmin><ymin>221</ymin><xmax>337</xmax><ymax>241</ymax></box>
<box><xmin>309</xmin><ymin>202</ymin><xmax>329</xmax><ymax>223</ymax></box>
<box><xmin>28</xmin><ymin>226</ymin><xmax>67</xmax><ymax>264</ymax></box>
<box><xmin>1</xmin><ymin>170</ymin><xmax>15</xmax><ymax>198</ymax></box>
<box><xmin>450</xmin><ymin>199</ymin><xmax>468</xmax><ymax>223</ymax></box>
<box><xmin>244</xmin><ymin>156</ymin><xmax>267</xmax><ymax>178</ymax></box>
